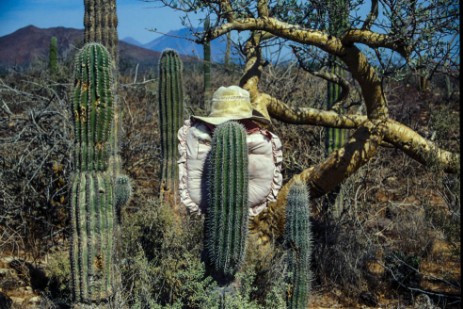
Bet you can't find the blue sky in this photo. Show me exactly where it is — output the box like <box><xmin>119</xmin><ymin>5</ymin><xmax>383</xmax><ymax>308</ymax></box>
<box><xmin>0</xmin><ymin>0</ymin><xmax>194</xmax><ymax>44</ymax></box>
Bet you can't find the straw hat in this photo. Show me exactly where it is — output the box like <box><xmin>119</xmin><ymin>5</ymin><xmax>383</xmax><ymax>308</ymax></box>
<box><xmin>191</xmin><ymin>86</ymin><xmax>270</xmax><ymax>125</ymax></box>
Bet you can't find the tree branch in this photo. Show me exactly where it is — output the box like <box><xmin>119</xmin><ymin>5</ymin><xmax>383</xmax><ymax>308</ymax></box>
<box><xmin>263</xmin><ymin>93</ymin><xmax>459</xmax><ymax>173</ymax></box>
<box><xmin>362</xmin><ymin>0</ymin><xmax>379</xmax><ymax>30</ymax></box>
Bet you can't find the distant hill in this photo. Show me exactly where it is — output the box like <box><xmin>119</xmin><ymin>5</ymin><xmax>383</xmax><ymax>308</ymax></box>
<box><xmin>0</xmin><ymin>25</ymin><xmax>83</xmax><ymax>68</ymax></box>
<box><xmin>121</xmin><ymin>36</ymin><xmax>144</xmax><ymax>47</ymax></box>
<box><xmin>143</xmin><ymin>28</ymin><xmax>240</xmax><ymax>63</ymax></box>
<box><xmin>0</xmin><ymin>25</ymin><xmax>196</xmax><ymax>74</ymax></box>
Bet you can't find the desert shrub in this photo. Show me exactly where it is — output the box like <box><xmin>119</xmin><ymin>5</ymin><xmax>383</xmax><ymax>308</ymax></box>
<box><xmin>0</xmin><ymin>73</ymin><xmax>72</xmax><ymax>257</ymax></box>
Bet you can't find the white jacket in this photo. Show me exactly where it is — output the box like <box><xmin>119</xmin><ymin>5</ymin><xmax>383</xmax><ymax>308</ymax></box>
<box><xmin>178</xmin><ymin>119</ymin><xmax>283</xmax><ymax>216</ymax></box>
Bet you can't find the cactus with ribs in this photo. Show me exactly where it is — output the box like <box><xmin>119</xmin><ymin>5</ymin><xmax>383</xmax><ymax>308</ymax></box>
<box><xmin>158</xmin><ymin>49</ymin><xmax>184</xmax><ymax>201</ymax></box>
<box><xmin>70</xmin><ymin>42</ymin><xmax>117</xmax><ymax>304</ymax></box>
<box><xmin>205</xmin><ymin>121</ymin><xmax>249</xmax><ymax>279</ymax></box>
<box><xmin>284</xmin><ymin>180</ymin><xmax>312</xmax><ymax>309</ymax></box>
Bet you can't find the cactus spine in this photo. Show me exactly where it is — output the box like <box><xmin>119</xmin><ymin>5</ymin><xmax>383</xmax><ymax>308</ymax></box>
<box><xmin>284</xmin><ymin>180</ymin><xmax>312</xmax><ymax>309</ymax></box>
<box><xmin>205</xmin><ymin>121</ymin><xmax>249</xmax><ymax>278</ymax></box>
<box><xmin>49</xmin><ymin>36</ymin><xmax>58</xmax><ymax>76</ymax></box>
<box><xmin>158</xmin><ymin>49</ymin><xmax>184</xmax><ymax>201</ymax></box>
<box><xmin>70</xmin><ymin>42</ymin><xmax>116</xmax><ymax>304</ymax></box>
<box><xmin>203</xmin><ymin>17</ymin><xmax>212</xmax><ymax>112</ymax></box>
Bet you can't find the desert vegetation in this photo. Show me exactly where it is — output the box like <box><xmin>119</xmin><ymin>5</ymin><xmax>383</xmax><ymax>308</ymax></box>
<box><xmin>0</xmin><ymin>0</ymin><xmax>460</xmax><ymax>308</ymax></box>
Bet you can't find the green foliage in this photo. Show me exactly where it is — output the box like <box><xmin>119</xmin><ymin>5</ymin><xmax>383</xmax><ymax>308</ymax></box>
<box><xmin>205</xmin><ymin>121</ymin><xmax>249</xmax><ymax>279</ymax></box>
<box><xmin>70</xmin><ymin>171</ymin><xmax>115</xmax><ymax>304</ymax></box>
<box><xmin>48</xmin><ymin>36</ymin><xmax>58</xmax><ymax>77</ymax></box>
<box><xmin>119</xmin><ymin>199</ymin><xmax>218</xmax><ymax>307</ymax></box>
<box><xmin>158</xmin><ymin>49</ymin><xmax>184</xmax><ymax>194</ymax></box>
<box><xmin>284</xmin><ymin>180</ymin><xmax>312</xmax><ymax>309</ymax></box>
<box><xmin>72</xmin><ymin>43</ymin><xmax>114</xmax><ymax>172</ymax></box>
<box><xmin>119</xmin><ymin>197</ymin><xmax>289</xmax><ymax>308</ymax></box>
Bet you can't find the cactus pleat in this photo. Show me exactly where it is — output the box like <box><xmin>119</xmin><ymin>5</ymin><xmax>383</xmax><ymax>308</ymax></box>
<box><xmin>284</xmin><ymin>180</ymin><xmax>312</xmax><ymax>309</ymax></box>
<box><xmin>73</xmin><ymin>43</ymin><xmax>113</xmax><ymax>172</ymax></box>
<box><xmin>158</xmin><ymin>49</ymin><xmax>184</xmax><ymax>197</ymax></box>
<box><xmin>70</xmin><ymin>172</ymin><xmax>114</xmax><ymax>303</ymax></box>
<box><xmin>206</xmin><ymin>121</ymin><xmax>249</xmax><ymax>277</ymax></box>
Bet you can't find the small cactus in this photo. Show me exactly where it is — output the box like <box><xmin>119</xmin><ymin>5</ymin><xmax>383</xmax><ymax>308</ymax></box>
<box><xmin>114</xmin><ymin>174</ymin><xmax>132</xmax><ymax>208</ymax></box>
<box><xmin>48</xmin><ymin>36</ymin><xmax>58</xmax><ymax>76</ymax></box>
<box><xmin>158</xmin><ymin>49</ymin><xmax>184</xmax><ymax>200</ymax></box>
<box><xmin>205</xmin><ymin>121</ymin><xmax>249</xmax><ymax>278</ymax></box>
<box><xmin>284</xmin><ymin>180</ymin><xmax>312</xmax><ymax>309</ymax></box>
<box><xmin>72</xmin><ymin>43</ymin><xmax>114</xmax><ymax>172</ymax></box>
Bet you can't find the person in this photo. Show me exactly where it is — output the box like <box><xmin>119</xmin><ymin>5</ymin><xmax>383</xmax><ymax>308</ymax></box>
<box><xmin>178</xmin><ymin>85</ymin><xmax>283</xmax><ymax>216</ymax></box>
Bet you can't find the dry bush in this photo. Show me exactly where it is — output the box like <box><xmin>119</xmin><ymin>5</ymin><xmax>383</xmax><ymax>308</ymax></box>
<box><xmin>0</xmin><ymin>70</ymin><xmax>73</xmax><ymax>258</ymax></box>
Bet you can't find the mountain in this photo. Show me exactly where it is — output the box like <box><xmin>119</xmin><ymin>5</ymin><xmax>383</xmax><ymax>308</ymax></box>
<box><xmin>122</xmin><ymin>36</ymin><xmax>144</xmax><ymax>47</ymax></box>
<box><xmin>0</xmin><ymin>25</ymin><xmax>193</xmax><ymax>74</ymax></box>
<box><xmin>0</xmin><ymin>25</ymin><xmax>83</xmax><ymax>68</ymax></box>
<box><xmin>143</xmin><ymin>28</ymin><xmax>240</xmax><ymax>63</ymax></box>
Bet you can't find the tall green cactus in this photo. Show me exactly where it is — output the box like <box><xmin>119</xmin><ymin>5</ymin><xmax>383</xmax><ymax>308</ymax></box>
<box><xmin>203</xmin><ymin>17</ymin><xmax>212</xmax><ymax>112</ymax></box>
<box><xmin>325</xmin><ymin>64</ymin><xmax>348</xmax><ymax>153</ymax></box>
<box><xmin>48</xmin><ymin>36</ymin><xmax>58</xmax><ymax>77</ymax></box>
<box><xmin>158</xmin><ymin>49</ymin><xmax>184</xmax><ymax>200</ymax></box>
<box><xmin>84</xmin><ymin>0</ymin><xmax>119</xmax><ymax>66</ymax></box>
<box><xmin>70</xmin><ymin>42</ymin><xmax>117</xmax><ymax>304</ymax></box>
<box><xmin>72</xmin><ymin>43</ymin><xmax>114</xmax><ymax>172</ymax></box>
<box><xmin>205</xmin><ymin>121</ymin><xmax>249</xmax><ymax>279</ymax></box>
<box><xmin>325</xmin><ymin>0</ymin><xmax>349</xmax><ymax>154</ymax></box>
<box><xmin>70</xmin><ymin>171</ymin><xmax>115</xmax><ymax>303</ymax></box>
<box><xmin>325</xmin><ymin>0</ymin><xmax>349</xmax><ymax>217</ymax></box>
<box><xmin>284</xmin><ymin>180</ymin><xmax>312</xmax><ymax>309</ymax></box>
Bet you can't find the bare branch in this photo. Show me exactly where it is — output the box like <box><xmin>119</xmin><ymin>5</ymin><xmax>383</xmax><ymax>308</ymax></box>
<box><xmin>262</xmin><ymin>94</ymin><xmax>459</xmax><ymax>173</ymax></box>
<box><xmin>362</xmin><ymin>0</ymin><xmax>378</xmax><ymax>30</ymax></box>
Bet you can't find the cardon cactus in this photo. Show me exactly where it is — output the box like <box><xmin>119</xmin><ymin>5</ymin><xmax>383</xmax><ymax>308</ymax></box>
<box><xmin>70</xmin><ymin>171</ymin><xmax>115</xmax><ymax>303</ymax></box>
<box><xmin>72</xmin><ymin>43</ymin><xmax>113</xmax><ymax>172</ymax></box>
<box><xmin>158</xmin><ymin>49</ymin><xmax>184</xmax><ymax>200</ymax></box>
<box><xmin>284</xmin><ymin>180</ymin><xmax>312</xmax><ymax>309</ymax></box>
<box><xmin>84</xmin><ymin>0</ymin><xmax>119</xmax><ymax>65</ymax></box>
<box><xmin>205</xmin><ymin>121</ymin><xmax>249</xmax><ymax>278</ymax></box>
<box><xmin>70</xmin><ymin>42</ymin><xmax>117</xmax><ymax>304</ymax></box>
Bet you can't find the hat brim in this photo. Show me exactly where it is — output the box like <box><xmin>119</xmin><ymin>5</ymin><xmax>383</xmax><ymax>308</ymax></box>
<box><xmin>191</xmin><ymin>113</ymin><xmax>270</xmax><ymax>126</ymax></box>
